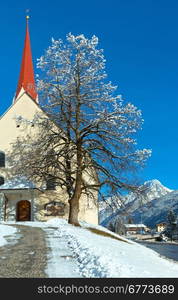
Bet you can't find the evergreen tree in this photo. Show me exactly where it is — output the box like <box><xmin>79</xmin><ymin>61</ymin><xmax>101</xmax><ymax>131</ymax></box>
<box><xmin>166</xmin><ymin>210</ymin><xmax>177</xmax><ymax>240</ymax></box>
<box><xmin>167</xmin><ymin>210</ymin><xmax>177</xmax><ymax>227</ymax></box>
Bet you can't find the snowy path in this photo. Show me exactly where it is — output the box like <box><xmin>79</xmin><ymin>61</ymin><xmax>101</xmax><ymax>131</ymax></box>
<box><xmin>44</xmin><ymin>227</ymin><xmax>82</xmax><ymax>277</ymax></box>
<box><xmin>0</xmin><ymin>223</ymin><xmax>82</xmax><ymax>278</ymax></box>
<box><xmin>0</xmin><ymin>224</ymin><xmax>47</xmax><ymax>277</ymax></box>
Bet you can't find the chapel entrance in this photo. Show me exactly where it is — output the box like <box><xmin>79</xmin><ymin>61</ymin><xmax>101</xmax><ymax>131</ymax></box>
<box><xmin>16</xmin><ymin>200</ymin><xmax>31</xmax><ymax>221</ymax></box>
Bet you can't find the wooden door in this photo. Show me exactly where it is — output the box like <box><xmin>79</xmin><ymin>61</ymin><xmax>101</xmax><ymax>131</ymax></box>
<box><xmin>17</xmin><ymin>200</ymin><xmax>31</xmax><ymax>221</ymax></box>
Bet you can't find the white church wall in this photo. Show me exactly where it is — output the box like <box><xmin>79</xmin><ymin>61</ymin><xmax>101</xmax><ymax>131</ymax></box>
<box><xmin>0</xmin><ymin>93</ymin><xmax>99</xmax><ymax>224</ymax></box>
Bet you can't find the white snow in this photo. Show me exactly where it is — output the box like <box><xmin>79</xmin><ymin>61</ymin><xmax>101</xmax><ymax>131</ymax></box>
<box><xmin>46</xmin><ymin>218</ymin><xmax>68</xmax><ymax>227</ymax></box>
<box><xmin>45</xmin><ymin>226</ymin><xmax>82</xmax><ymax>277</ymax></box>
<box><xmin>48</xmin><ymin>220</ymin><xmax>178</xmax><ymax>278</ymax></box>
<box><xmin>124</xmin><ymin>224</ymin><xmax>147</xmax><ymax>228</ymax></box>
<box><xmin>0</xmin><ymin>224</ymin><xmax>17</xmax><ymax>246</ymax></box>
<box><xmin>0</xmin><ymin>176</ymin><xmax>36</xmax><ymax>190</ymax></box>
<box><xmin>1</xmin><ymin>219</ymin><xmax>178</xmax><ymax>277</ymax></box>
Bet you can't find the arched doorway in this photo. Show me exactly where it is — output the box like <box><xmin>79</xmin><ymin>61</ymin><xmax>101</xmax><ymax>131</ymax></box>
<box><xmin>16</xmin><ymin>200</ymin><xmax>31</xmax><ymax>221</ymax></box>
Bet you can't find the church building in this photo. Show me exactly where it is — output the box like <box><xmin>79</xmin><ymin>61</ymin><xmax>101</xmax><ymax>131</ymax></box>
<box><xmin>0</xmin><ymin>17</ymin><xmax>98</xmax><ymax>224</ymax></box>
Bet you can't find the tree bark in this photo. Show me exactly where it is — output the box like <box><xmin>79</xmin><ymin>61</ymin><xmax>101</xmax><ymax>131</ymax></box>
<box><xmin>68</xmin><ymin>137</ymin><xmax>82</xmax><ymax>225</ymax></box>
<box><xmin>68</xmin><ymin>175</ymin><xmax>82</xmax><ymax>226</ymax></box>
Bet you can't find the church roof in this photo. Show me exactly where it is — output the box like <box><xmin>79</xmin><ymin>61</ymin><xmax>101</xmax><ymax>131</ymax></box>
<box><xmin>15</xmin><ymin>16</ymin><xmax>38</xmax><ymax>102</ymax></box>
<box><xmin>0</xmin><ymin>177</ymin><xmax>36</xmax><ymax>190</ymax></box>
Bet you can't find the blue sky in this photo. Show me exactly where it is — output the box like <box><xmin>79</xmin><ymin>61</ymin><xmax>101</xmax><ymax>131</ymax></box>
<box><xmin>0</xmin><ymin>0</ymin><xmax>178</xmax><ymax>189</ymax></box>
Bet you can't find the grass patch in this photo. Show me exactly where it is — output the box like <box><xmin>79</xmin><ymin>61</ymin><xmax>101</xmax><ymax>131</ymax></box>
<box><xmin>87</xmin><ymin>227</ymin><xmax>131</xmax><ymax>244</ymax></box>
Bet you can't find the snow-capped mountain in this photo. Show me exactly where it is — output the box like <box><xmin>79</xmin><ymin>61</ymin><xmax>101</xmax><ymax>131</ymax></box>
<box><xmin>123</xmin><ymin>179</ymin><xmax>172</xmax><ymax>212</ymax></box>
<box><xmin>100</xmin><ymin>179</ymin><xmax>173</xmax><ymax>228</ymax></box>
<box><xmin>125</xmin><ymin>179</ymin><xmax>171</xmax><ymax>203</ymax></box>
<box><xmin>136</xmin><ymin>179</ymin><xmax>172</xmax><ymax>200</ymax></box>
<box><xmin>130</xmin><ymin>190</ymin><xmax>178</xmax><ymax>228</ymax></box>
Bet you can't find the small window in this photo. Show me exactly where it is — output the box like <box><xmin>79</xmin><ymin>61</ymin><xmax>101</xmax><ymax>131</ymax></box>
<box><xmin>46</xmin><ymin>175</ymin><xmax>56</xmax><ymax>190</ymax></box>
<box><xmin>0</xmin><ymin>176</ymin><xmax>4</xmax><ymax>186</ymax></box>
<box><xmin>0</xmin><ymin>152</ymin><xmax>5</xmax><ymax>167</ymax></box>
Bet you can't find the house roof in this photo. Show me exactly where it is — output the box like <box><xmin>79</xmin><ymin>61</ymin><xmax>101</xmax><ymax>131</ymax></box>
<box><xmin>124</xmin><ymin>224</ymin><xmax>147</xmax><ymax>228</ymax></box>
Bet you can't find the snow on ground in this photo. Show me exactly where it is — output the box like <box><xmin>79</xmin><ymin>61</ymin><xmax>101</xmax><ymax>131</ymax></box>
<box><xmin>45</xmin><ymin>226</ymin><xmax>82</xmax><ymax>277</ymax></box>
<box><xmin>0</xmin><ymin>224</ymin><xmax>17</xmax><ymax>246</ymax></box>
<box><xmin>46</xmin><ymin>219</ymin><xmax>178</xmax><ymax>278</ymax></box>
<box><xmin>1</xmin><ymin>218</ymin><xmax>178</xmax><ymax>277</ymax></box>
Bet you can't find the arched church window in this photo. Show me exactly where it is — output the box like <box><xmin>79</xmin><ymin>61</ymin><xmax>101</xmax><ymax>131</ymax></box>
<box><xmin>0</xmin><ymin>151</ymin><xmax>5</xmax><ymax>167</ymax></box>
<box><xmin>0</xmin><ymin>176</ymin><xmax>4</xmax><ymax>186</ymax></box>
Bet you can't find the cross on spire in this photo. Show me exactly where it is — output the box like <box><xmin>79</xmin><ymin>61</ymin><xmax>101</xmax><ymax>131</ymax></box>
<box><xmin>15</xmin><ymin>15</ymin><xmax>38</xmax><ymax>102</ymax></box>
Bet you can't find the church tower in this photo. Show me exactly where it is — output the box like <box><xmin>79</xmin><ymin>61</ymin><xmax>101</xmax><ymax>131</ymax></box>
<box><xmin>15</xmin><ymin>15</ymin><xmax>38</xmax><ymax>102</ymax></box>
<box><xmin>0</xmin><ymin>16</ymin><xmax>43</xmax><ymax>222</ymax></box>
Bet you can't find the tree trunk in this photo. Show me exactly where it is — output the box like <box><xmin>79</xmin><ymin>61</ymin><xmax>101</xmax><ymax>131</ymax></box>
<box><xmin>68</xmin><ymin>197</ymin><xmax>80</xmax><ymax>226</ymax></box>
<box><xmin>68</xmin><ymin>177</ymin><xmax>82</xmax><ymax>226</ymax></box>
<box><xmin>68</xmin><ymin>143</ymin><xmax>82</xmax><ymax>226</ymax></box>
<box><xmin>68</xmin><ymin>82</ymin><xmax>82</xmax><ymax>226</ymax></box>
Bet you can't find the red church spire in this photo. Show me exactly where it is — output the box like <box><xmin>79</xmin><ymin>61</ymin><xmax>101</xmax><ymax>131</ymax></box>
<box><xmin>15</xmin><ymin>15</ymin><xmax>38</xmax><ymax>102</ymax></box>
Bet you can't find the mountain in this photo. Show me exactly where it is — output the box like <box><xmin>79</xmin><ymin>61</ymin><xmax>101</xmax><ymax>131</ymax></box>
<box><xmin>100</xmin><ymin>179</ymin><xmax>174</xmax><ymax>229</ymax></box>
<box><xmin>124</xmin><ymin>179</ymin><xmax>172</xmax><ymax>207</ymax></box>
<box><xmin>99</xmin><ymin>196</ymin><xmax>123</xmax><ymax>223</ymax></box>
<box><xmin>131</xmin><ymin>190</ymin><xmax>178</xmax><ymax>228</ymax></box>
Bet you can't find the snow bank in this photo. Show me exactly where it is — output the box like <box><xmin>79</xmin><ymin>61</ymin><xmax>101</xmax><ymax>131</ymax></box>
<box><xmin>46</xmin><ymin>218</ymin><xmax>68</xmax><ymax>226</ymax></box>
<box><xmin>54</xmin><ymin>221</ymin><xmax>178</xmax><ymax>278</ymax></box>
<box><xmin>0</xmin><ymin>224</ymin><xmax>17</xmax><ymax>246</ymax></box>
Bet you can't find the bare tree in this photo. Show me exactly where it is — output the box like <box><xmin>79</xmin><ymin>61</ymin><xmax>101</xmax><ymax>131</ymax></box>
<box><xmin>9</xmin><ymin>33</ymin><xmax>151</xmax><ymax>225</ymax></box>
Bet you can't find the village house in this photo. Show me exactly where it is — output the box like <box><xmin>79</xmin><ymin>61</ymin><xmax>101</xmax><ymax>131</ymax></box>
<box><xmin>0</xmin><ymin>17</ymin><xmax>98</xmax><ymax>224</ymax></box>
<box><xmin>156</xmin><ymin>222</ymin><xmax>167</xmax><ymax>233</ymax></box>
<box><xmin>124</xmin><ymin>224</ymin><xmax>150</xmax><ymax>235</ymax></box>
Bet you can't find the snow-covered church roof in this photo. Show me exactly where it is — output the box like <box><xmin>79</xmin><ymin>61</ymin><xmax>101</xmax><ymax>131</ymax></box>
<box><xmin>0</xmin><ymin>176</ymin><xmax>36</xmax><ymax>190</ymax></box>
